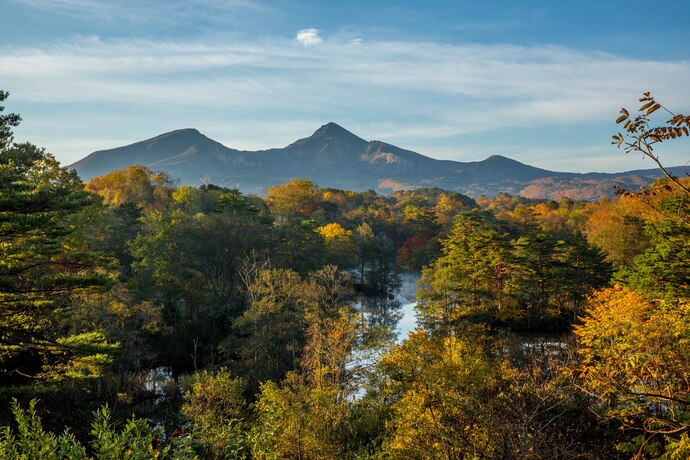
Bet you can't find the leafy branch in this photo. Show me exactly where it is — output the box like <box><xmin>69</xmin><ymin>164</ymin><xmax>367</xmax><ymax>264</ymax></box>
<box><xmin>612</xmin><ymin>92</ymin><xmax>690</xmax><ymax>196</ymax></box>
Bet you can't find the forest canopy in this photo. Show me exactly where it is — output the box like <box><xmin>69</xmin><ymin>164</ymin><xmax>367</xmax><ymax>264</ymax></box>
<box><xmin>0</xmin><ymin>90</ymin><xmax>688</xmax><ymax>459</ymax></box>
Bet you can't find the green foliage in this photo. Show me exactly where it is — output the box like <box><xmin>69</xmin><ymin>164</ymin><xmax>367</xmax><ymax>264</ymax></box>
<box><xmin>8</xmin><ymin>87</ymin><xmax>690</xmax><ymax>459</ymax></box>
<box><xmin>0</xmin><ymin>91</ymin><xmax>21</xmax><ymax>150</ymax></box>
<box><xmin>233</xmin><ymin>265</ymin><xmax>356</xmax><ymax>391</ymax></box>
<box><xmin>181</xmin><ymin>368</ymin><xmax>249</xmax><ymax>459</ymax></box>
<box><xmin>251</xmin><ymin>371</ymin><xmax>355</xmax><ymax>460</ymax></box>
<box><xmin>418</xmin><ymin>211</ymin><xmax>518</xmax><ymax>331</ymax></box>
<box><xmin>419</xmin><ymin>209</ymin><xmax>611</xmax><ymax>333</ymax></box>
<box><xmin>232</xmin><ymin>268</ymin><xmax>308</xmax><ymax>386</ymax></box>
<box><xmin>0</xmin><ymin>400</ymin><xmax>197</xmax><ymax>459</ymax></box>
<box><xmin>271</xmin><ymin>220</ymin><xmax>327</xmax><ymax>274</ymax></box>
<box><xmin>0</xmin><ymin>400</ymin><xmax>87</xmax><ymax>459</ymax></box>
<box><xmin>0</xmin><ymin>94</ymin><xmax>112</xmax><ymax>378</ymax></box>
<box><xmin>37</xmin><ymin>331</ymin><xmax>119</xmax><ymax>382</ymax></box>
<box><xmin>130</xmin><ymin>194</ymin><xmax>274</xmax><ymax>368</ymax></box>
<box><xmin>80</xmin><ymin>201</ymin><xmax>143</xmax><ymax>277</ymax></box>
<box><xmin>70</xmin><ymin>286</ymin><xmax>163</xmax><ymax>374</ymax></box>
<box><xmin>248</xmin><ymin>267</ymin><xmax>373</xmax><ymax>459</ymax></box>
<box><xmin>617</xmin><ymin>218</ymin><xmax>690</xmax><ymax>299</ymax></box>
<box><xmin>251</xmin><ymin>374</ymin><xmax>331</xmax><ymax>460</ymax></box>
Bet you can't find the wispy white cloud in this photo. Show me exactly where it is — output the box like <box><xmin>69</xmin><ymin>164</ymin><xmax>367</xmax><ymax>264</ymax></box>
<box><xmin>295</xmin><ymin>28</ymin><xmax>323</xmax><ymax>46</ymax></box>
<box><xmin>1</xmin><ymin>35</ymin><xmax>688</xmax><ymax>170</ymax></box>
<box><xmin>9</xmin><ymin>0</ymin><xmax>268</xmax><ymax>25</ymax></box>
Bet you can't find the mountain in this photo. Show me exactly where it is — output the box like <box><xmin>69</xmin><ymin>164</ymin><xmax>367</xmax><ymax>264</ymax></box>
<box><xmin>69</xmin><ymin>123</ymin><xmax>682</xmax><ymax>199</ymax></box>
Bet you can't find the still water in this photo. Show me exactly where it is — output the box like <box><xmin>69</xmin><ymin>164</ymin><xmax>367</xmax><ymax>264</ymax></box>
<box><xmin>392</xmin><ymin>272</ymin><xmax>420</xmax><ymax>341</ymax></box>
<box><xmin>355</xmin><ymin>272</ymin><xmax>420</xmax><ymax>342</ymax></box>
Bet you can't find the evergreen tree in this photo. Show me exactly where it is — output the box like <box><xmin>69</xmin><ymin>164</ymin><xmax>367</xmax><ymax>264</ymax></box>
<box><xmin>0</xmin><ymin>92</ymin><xmax>113</xmax><ymax>378</ymax></box>
<box><xmin>417</xmin><ymin>211</ymin><xmax>516</xmax><ymax>333</ymax></box>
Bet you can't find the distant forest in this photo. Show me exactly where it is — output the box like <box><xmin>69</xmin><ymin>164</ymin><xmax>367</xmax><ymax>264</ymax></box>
<box><xmin>1</xmin><ymin>90</ymin><xmax>689</xmax><ymax>459</ymax></box>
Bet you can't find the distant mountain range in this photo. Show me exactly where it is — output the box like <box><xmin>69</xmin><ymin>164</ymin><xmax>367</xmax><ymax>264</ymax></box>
<box><xmin>69</xmin><ymin>122</ymin><xmax>684</xmax><ymax>199</ymax></box>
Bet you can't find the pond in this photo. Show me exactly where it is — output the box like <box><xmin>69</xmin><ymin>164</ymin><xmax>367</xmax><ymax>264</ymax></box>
<box><xmin>392</xmin><ymin>272</ymin><xmax>420</xmax><ymax>341</ymax></box>
<box><xmin>354</xmin><ymin>272</ymin><xmax>420</xmax><ymax>343</ymax></box>
<box><xmin>357</xmin><ymin>273</ymin><xmax>569</xmax><ymax>356</ymax></box>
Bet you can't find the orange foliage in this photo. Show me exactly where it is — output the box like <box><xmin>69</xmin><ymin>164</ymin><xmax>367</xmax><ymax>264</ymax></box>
<box><xmin>86</xmin><ymin>165</ymin><xmax>174</xmax><ymax>210</ymax></box>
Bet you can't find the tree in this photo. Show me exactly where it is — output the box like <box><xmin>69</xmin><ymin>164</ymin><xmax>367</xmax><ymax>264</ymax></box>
<box><xmin>512</xmin><ymin>230</ymin><xmax>558</xmax><ymax>327</ymax></box>
<box><xmin>0</xmin><ymin>91</ymin><xmax>20</xmax><ymax>150</ymax></box>
<box><xmin>85</xmin><ymin>165</ymin><xmax>175</xmax><ymax>211</ymax></box>
<box><xmin>130</xmin><ymin>191</ymin><xmax>274</xmax><ymax>369</ymax></box>
<box><xmin>379</xmin><ymin>328</ymin><xmax>502</xmax><ymax>459</ymax></box>
<box><xmin>252</xmin><ymin>372</ymin><xmax>345</xmax><ymax>460</ymax></box>
<box><xmin>233</xmin><ymin>268</ymin><xmax>308</xmax><ymax>387</ymax></box>
<box><xmin>584</xmin><ymin>195</ymin><xmax>650</xmax><ymax>267</ymax></box>
<box><xmin>181</xmin><ymin>368</ymin><xmax>249</xmax><ymax>459</ymax></box>
<box><xmin>417</xmin><ymin>211</ymin><xmax>516</xmax><ymax>333</ymax></box>
<box><xmin>316</xmin><ymin>222</ymin><xmax>357</xmax><ymax>269</ymax></box>
<box><xmin>566</xmin><ymin>93</ymin><xmax>690</xmax><ymax>458</ymax></box>
<box><xmin>433</xmin><ymin>192</ymin><xmax>475</xmax><ymax>231</ymax></box>
<box><xmin>551</xmin><ymin>232</ymin><xmax>611</xmax><ymax>321</ymax></box>
<box><xmin>300</xmin><ymin>265</ymin><xmax>356</xmax><ymax>392</ymax></box>
<box><xmin>617</xmin><ymin>217</ymin><xmax>690</xmax><ymax>300</ymax></box>
<box><xmin>69</xmin><ymin>286</ymin><xmax>163</xmax><ymax>374</ymax></box>
<box><xmin>250</xmin><ymin>267</ymin><xmax>360</xmax><ymax>460</ymax></box>
<box><xmin>396</xmin><ymin>231</ymin><xmax>439</xmax><ymax>271</ymax></box>
<box><xmin>575</xmin><ymin>286</ymin><xmax>690</xmax><ymax>458</ymax></box>
<box><xmin>265</xmin><ymin>179</ymin><xmax>320</xmax><ymax>223</ymax></box>
<box><xmin>0</xmin><ymin>92</ymin><xmax>113</xmax><ymax>379</ymax></box>
<box><xmin>271</xmin><ymin>220</ymin><xmax>327</xmax><ymax>275</ymax></box>
<box><xmin>353</xmin><ymin>222</ymin><xmax>375</xmax><ymax>287</ymax></box>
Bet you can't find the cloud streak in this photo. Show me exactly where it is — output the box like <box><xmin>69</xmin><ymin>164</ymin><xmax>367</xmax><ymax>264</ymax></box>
<box><xmin>1</xmin><ymin>35</ymin><xmax>688</xmax><ymax>169</ymax></box>
<box><xmin>9</xmin><ymin>0</ymin><xmax>268</xmax><ymax>26</ymax></box>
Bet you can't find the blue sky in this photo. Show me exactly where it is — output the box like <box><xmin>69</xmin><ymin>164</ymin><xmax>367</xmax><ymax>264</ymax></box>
<box><xmin>2</xmin><ymin>0</ymin><xmax>689</xmax><ymax>173</ymax></box>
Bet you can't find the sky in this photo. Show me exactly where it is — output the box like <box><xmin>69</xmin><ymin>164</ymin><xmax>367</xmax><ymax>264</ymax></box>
<box><xmin>1</xmin><ymin>0</ymin><xmax>689</xmax><ymax>173</ymax></box>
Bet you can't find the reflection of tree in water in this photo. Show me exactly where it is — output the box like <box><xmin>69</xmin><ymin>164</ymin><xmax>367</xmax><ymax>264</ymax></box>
<box><xmin>358</xmin><ymin>295</ymin><xmax>404</xmax><ymax>330</ymax></box>
<box><xmin>354</xmin><ymin>272</ymin><xmax>420</xmax><ymax>339</ymax></box>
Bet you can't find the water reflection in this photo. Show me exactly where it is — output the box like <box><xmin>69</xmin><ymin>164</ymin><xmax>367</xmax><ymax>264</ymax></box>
<box><xmin>143</xmin><ymin>366</ymin><xmax>175</xmax><ymax>396</ymax></box>
<box><xmin>355</xmin><ymin>272</ymin><xmax>420</xmax><ymax>342</ymax></box>
<box><xmin>357</xmin><ymin>296</ymin><xmax>403</xmax><ymax>328</ymax></box>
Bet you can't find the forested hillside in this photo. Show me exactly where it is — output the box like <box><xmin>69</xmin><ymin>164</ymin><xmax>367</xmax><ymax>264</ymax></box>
<box><xmin>1</xmin><ymin>90</ymin><xmax>689</xmax><ymax>459</ymax></box>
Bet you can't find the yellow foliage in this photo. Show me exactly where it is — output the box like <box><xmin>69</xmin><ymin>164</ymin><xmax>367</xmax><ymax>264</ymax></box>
<box><xmin>381</xmin><ymin>329</ymin><xmax>500</xmax><ymax>458</ymax></box>
<box><xmin>316</xmin><ymin>222</ymin><xmax>352</xmax><ymax>242</ymax></box>
<box><xmin>583</xmin><ymin>195</ymin><xmax>649</xmax><ymax>265</ymax></box>
<box><xmin>265</xmin><ymin>179</ymin><xmax>319</xmax><ymax>219</ymax></box>
<box><xmin>575</xmin><ymin>285</ymin><xmax>690</xmax><ymax>436</ymax></box>
<box><xmin>252</xmin><ymin>372</ymin><xmax>345</xmax><ymax>460</ymax></box>
<box><xmin>86</xmin><ymin>165</ymin><xmax>174</xmax><ymax>210</ymax></box>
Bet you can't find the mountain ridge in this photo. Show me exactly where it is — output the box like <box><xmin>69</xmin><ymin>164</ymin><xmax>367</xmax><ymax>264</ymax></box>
<box><xmin>69</xmin><ymin>123</ymin><xmax>682</xmax><ymax>199</ymax></box>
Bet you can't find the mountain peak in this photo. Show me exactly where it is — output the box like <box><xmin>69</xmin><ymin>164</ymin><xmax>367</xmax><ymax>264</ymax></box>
<box><xmin>311</xmin><ymin>122</ymin><xmax>363</xmax><ymax>140</ymax></box>
<box><xmin>169</xmin><ymin>128</ymin><xmax>201</xmax><ymax>134</ymax></box>
<box><xmin>484</xmin><ymin>154</ymin><xmax>515</xmax><ymax>162</ymax></box>
<box><xmin>285</xmin><ymin>122</ymin><xmax>368</xmax><ymax>152</ymax></box>
<box><xmin>150</xmin><ymin>128</ymin><xmax>204</xmax><ymax>142</ymax></box>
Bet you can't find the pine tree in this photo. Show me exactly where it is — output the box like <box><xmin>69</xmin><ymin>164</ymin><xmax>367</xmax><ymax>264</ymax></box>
<box><xmin>0</xmin><ymin>91</ymin><xmax>112</xmax><ymax>378</ymax></box>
